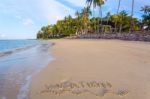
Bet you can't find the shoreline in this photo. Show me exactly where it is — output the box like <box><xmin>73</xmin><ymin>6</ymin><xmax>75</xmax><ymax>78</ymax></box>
<box><xmin>0</xmin><ymin>41</ymin><xmax>53</xmax><ymax>99</ymax></box>
<box><xmin>29</xmin><ymin>39</ymin><xmax>150</xmax><ymax>99</ymax></box>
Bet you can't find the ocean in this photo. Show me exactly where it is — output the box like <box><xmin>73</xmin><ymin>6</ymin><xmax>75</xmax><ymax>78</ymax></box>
<box><xmin>0</xmin><ymin>40</ymin><xmax>53</xmax><ymax>99</ymax></box>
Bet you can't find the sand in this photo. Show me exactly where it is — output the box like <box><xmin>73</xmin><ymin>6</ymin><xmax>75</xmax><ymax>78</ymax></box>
<box><xmin>29</xmin><ymin>39</ymin><xmax>150</xmax><ymax>99</ymax></box>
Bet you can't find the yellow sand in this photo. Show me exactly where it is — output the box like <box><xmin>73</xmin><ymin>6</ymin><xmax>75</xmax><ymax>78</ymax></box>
<box><xmin>29</xmin><ymin>39</ymin><xmax>150</xmax><ymax>99</ymax></box>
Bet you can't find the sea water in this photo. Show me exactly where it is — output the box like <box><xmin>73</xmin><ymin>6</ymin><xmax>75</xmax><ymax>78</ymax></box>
<box><xmin>0</xmin><ymin>40</ymin><xmax>53</xmax><ymax>99</ymax></box>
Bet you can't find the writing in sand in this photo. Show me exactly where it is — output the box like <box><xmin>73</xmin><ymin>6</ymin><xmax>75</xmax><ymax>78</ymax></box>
<box><xmin>40</xmin><ymin>80</ymin><xmax>129</xmax><ymax>97</ymax></box>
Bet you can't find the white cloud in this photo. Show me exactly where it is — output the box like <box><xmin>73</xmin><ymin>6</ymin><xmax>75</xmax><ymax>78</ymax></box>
<box><xmin>1</xmin><ymin>0</ymin><xmax>150</xmax><ymax>39</ymax></box>
<box><xmin>23</xmin><ymin>18</ymin><xmax>34</xmax><ymax>26</ymax></box>
<box><xmin>36</xmin><ymin>0</ymin><xmax>75</xmax><ymax>24</ymax></box>
<box><xmin>0</xmin><ymin>33</ymin><xmax>6</xmax><ymax>38</ymax></box>
<box><xmin>0</xmin><ymin>0</ymin><xmax>76</xmax><ymax>24</ymax></box>
<box><xmin>65</xmin><ymin>0</ymin><xmax>150</xmax><ymax>15</ymax></box>
<box><xmin>15</xmin><ymin>15</ymin><xmax>22</xmax><ymax>19</ymax></box>
<box><xmin>64</xmin><ymin>0</ymin><xmax>86</xmax><ymax>7</ymax></box>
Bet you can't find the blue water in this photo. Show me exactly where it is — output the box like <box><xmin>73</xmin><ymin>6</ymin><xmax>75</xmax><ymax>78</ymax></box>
<box><xmin>0</xmin><ymin>40</ymin><xmax>40</xmax><ymax>53</ymax></box>
<box><xmin>0</xmin><ymin>40</ymin><xmax>54</xmax><ymax>99</ymax></box>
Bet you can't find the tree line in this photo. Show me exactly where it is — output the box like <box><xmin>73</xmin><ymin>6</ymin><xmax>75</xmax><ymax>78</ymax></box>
<box><xmin>37</xmin><ymin>0</ymin><xmax>150</xmax><ymax>39</ymax></box>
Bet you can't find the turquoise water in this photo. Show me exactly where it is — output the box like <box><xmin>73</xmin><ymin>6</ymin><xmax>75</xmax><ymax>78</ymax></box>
<box><xmin>0</xmin><ymin>40</ymin><xmax>53</xmax><ymax>99</ymax></box>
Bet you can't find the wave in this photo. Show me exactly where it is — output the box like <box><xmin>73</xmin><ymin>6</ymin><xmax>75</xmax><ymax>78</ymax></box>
<box><xmin>0</xmin><ymin>41</ymin><xmax>54</xmax><ymax>99</ymax></box>
<box><xmin>16</xmin><ymin>43</ymin><xmax>54</xmax><ymax>99</ymax></box>
<box><xmin>17</xmin><ymin>75</ymin><xmax>32</xmax><ymax>99</ymax></box>
<box><xmin>0</xmin><ymin>45</ymin><xmax>37</xmax><ymax>58</ymax></box>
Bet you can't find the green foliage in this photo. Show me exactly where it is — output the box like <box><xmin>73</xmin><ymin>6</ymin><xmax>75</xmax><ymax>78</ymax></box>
<box><xmin>37</xmin><ymin>7</ymin><xmax>92</xmax><ymax>39</ymax></box>
<box><xmin>141</xmin><ymin>6</ymin><xmax>150</xmax><ymax>30</ymax></box>
<box><xmin>37</xmin><ymin>2</ymin><xmax>150</xmax><ymax>39</ymax></box>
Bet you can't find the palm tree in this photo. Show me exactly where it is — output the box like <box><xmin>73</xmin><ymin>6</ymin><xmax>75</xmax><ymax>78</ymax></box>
<box><xmin>86</xmin><ymin>0</ymin><xmax>105</xmax><ymax>33</ymax></box>
<box><xmin>130</xmin><ymin>0</ymin><xmax>135</xmax><ymax>33</ymax></box>
<box><xmin>131</xmin><ymin>0</ymin><xmax>135</xmax><ymax>18</ymax></box>
<box><xmin>141</xmin><ymin>5</ymin><xmax>150</xmax><ymax>31</ymax></box>
<box><xmin>115</xmin><ymin>0</ymin><xmax>121</xmax><ymax>33</ymax></box>
<box><xmin>75</xmin><ymin>11</ymin><xmax>81</xmax><ymax>35</ymax></box>
<box><xmin>86</xmin><ymin>0</ymin><xmax>97</xmax><ymax>33</ymax></box>
<box><xmin>97</xmin><ymin>0</ymin><xmax>105</xmax><ymax>33</ymax></box>
<box><xmin>81</xmin><ymin>7</ymin><xmax>92</xmax><ymax>34</ymax></box>
<box><xmin>106</xmin><ymin>12</ymin><xmax>111</xmax><ymax>25</ymax></box>
<box><xmin>118</xmin><ymin>10</ymin><xmax>128</xmax><ymax>33</ymax></box>
<box><xmin>141</xmin><ymin>5</ymin><xmax>150</xmax><ymax>14</ymax></box>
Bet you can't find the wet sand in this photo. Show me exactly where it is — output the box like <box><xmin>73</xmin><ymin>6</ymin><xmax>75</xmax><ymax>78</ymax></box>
<box><xmin>29</xmin><ymin>39</ymin><xmax>150</xmax><ymax>99</ymax></box>
<box><xmin>0</xmin><ymin>42</ymin><xmax>52</xmax><ymax>99</ymax></box>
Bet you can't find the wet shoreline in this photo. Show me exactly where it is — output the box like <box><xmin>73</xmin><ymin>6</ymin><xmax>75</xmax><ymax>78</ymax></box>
<box><xmin>0</xmin><ymin>41</ymin><xmax>54</xmax><ymax>99</ymax></box>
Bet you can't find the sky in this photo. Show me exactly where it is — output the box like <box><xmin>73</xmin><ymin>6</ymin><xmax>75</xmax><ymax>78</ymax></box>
<box><xmin>0</xmin><ymin>0</ymin><xmax>150</xmax><ymax>39</ymax></box>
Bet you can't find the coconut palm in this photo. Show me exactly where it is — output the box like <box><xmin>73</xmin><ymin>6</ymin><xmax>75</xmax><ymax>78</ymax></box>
<box><xmin>131</xmin><ymin>0</ymin><xmax>135</xmax><ymax>18</ymax></box>
<box><xmin>118</xmin><ymin>10</ymin><xmax>128</xmax><ymax>33</ymax></box>
<box><xmin>141</xmin><ymin>5</ymin><xmax>150</xmax><ymax>14</ymax></box>
<box><xmin>81</xmin><ymin>7</ymin><xmax>92</xmax><ymax>33</ymax></box>
<box><xmin>75</xmin><ymin>11</ymin><xmax>81</xmax><ymax>34</ymax></box>
<box><xmin>86</xmin><ymin>0</ymin><xmax>105</xmax><ymax>33</ymax></box>
<box><xmin>97</xmin><ymin>0</ymin><xmax>105</xmax><ymax>33</ymax></box>
<box><xmin>141</xmin><ymin>5</ymin><xmax>150</xmax><ymax>31</ymax></box>
<box><xmin>115</xmin><ymin>0</ymin><xmax>121</xmax><ymax>33</ymax></box>
<box><xmin>75</xmin><ymin>11</ymin><xmax>80</xmax><ymax>19</ymax></box>
<box><xmin>86</xmin><ymin>0</ymin><xmax>97</xmax><ymax>33</ymax></box>
<box><xmin>106</xmin><ymin>12</ymin><xmax>111</xmax><ymax>25</ymax></box>
<box><xmin>130</xmin><ymin>0</ymin><xmax>135</xmax><ymax>33</ymax></box>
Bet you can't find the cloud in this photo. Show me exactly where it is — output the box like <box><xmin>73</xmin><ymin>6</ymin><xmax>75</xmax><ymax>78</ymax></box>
<box><xmin>0</xmin><ymin>0</ymin><xmax>77</xmax><ymax>39</ymax></box>
<box><xmin>0</xmin><ymin>33</ymin><xmax>6</xmax><ymax>38</ymax></box>
<box><xmin>36</xmin><ymin>0</ymin><xmax>75</xmax><ymax>24</ymax></box>
<box><xmin>64</xmin><ymin>0</ymin><xmax>86</xmax><ymax>7</ymax></box>
<box><xmin>1</xmin><ymin>0</ymin><xmax>150</xmax><ymax>39</ymax></box>
<box><xmin>15</xmin><ymin>15</ymin><xmax>22</xmax><ymax>19</ymax></box>
<box><xmin>0</xmin><ymin>0</ymin><xmax>77</xmax><ymax>24</ymax></box>
<box><xmin>23</xmin><ymin>18</ymin><xmax>34</xmax><ymax>26</ymax></box>
<box><xmin>62</xmin><ymin>0</ymin><xmax>150</xmax><ymax>17</ymax></box>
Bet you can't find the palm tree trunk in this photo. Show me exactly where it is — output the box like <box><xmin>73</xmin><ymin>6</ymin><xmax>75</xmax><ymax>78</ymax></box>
<box><xmin>100</xmin><ymin>5</ymin><xmax>103</xmax><ymax>26</ymax></box>
<box><xmin>107</xmin><ymin>18</ymin><xmax>109</xmax><ymax>25</ymax></box>
<box><xmin>76</xmin><ymin>16</ymin><xmax>79</xmax><ymax>35</ymax></box>
<box><xmin>115</xmin><ymin>0</ymin><xmax>121</xmax><ymax>33</ymax></box>
<box><xmin>130</xmin><ymin>0</ymin><xmax>135</xmax><ymax>33</ymax></box>
<box><xmin>131</xmin><ymin>0</ymin><xmax>135</xmax><ymax>21</ymax></box>
<box><xmin>93</xmin><ymin>6</ymin><xmax>96</xmax><ymax>33</ymax></box>
<box><xmin>119</xmin><ymin>23</ymin><xmax>122</xmax><ymax>33</ymax></box>
<box><xmin>99</xmin><ymin>5</ymin><xmax>103</xmax><ymax>33</ymax></box>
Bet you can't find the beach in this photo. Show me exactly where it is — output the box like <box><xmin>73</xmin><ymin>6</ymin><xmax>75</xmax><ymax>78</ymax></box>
<box><xmin>0</xmin><ymin>40</ymin><xmax>53</xmax><ymax>99</ymax></box>
<box><xmin>29</xmin><ymin>39</ymin><xmax>150</xmax><ymax>99</ymax></box>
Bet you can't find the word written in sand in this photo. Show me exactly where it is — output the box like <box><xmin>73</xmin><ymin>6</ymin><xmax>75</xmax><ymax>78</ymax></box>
<box><xmin>40</xmin><ymin>81</ymin><xmax>129</xmax><ymax>97</ymax></box>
